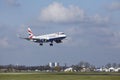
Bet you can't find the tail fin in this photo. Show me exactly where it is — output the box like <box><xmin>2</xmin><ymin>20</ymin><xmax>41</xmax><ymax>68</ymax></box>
<box><xmin>28</xmin><ymin>28</ymin><xmax>34</xmax><ymax>39</ymax></box>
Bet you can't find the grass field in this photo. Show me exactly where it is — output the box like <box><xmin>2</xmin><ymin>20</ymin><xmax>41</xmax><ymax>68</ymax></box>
<box><xmin>0</xmin><ymin>72</ymin><xmax>120</xmax><ymax>80</ymax></box>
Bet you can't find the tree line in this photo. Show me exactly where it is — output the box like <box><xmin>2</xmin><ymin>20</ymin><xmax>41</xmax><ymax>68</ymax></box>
<box><xmin>0</xmin><ymin>61</ymin><xmax>120</xmax><ymax>72</ymax></box>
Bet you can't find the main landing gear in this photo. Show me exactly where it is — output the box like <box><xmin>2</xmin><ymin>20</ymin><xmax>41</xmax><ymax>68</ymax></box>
<box><xmin>39</xmin><ymin>43</ymin><xmax>43</xmax><ymax>46</ymax></box>
<box><xmin>50</xmin><ymin>42</ymin><xmax>53</xmax><ymax>46</ymax></box>
<box><xmin>39</xmin><ymin>42</ymin><xmax>53</xmax><ymax>46</ymax></box>
<box><xmin>50</xmin><ymin>43</ymin><xmax>53</xmax><ymax>46</ymax></box>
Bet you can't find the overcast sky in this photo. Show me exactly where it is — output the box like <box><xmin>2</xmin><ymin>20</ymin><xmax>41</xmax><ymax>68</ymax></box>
<box><xmin>0</xmin><ymin>0</ymin><xmax>120</xmax><ymax>66</ymax></box>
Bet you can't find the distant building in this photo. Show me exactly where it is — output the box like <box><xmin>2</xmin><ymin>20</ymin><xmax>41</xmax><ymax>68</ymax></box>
<box><xmin>64</xmin><ymin>67</ymin><xmax>73</xmax><ymax>72</ymax></box>
<box><xmin>114</xmin><ymin>68</ymin><xmax>120</xmax><ymax>72</ymax></box>
<box><xmin>49</xmin><ymin>62</ymin><xmax>59</xmax><ymax>67</ymax></box>
<box><xmin>55</xmin><ymin>62</ymin><xmax>59</xmax><ymax>67</ymax></box>
<box><xmin>49</xmin><ymin>62</ymin><xmax>54</xmax><ymax>67</ymax></box>
<box><xmin>109</xmin><ymin>67</ymin><xmax>115</xmax><ymax>72</ymax></box>
<box><xmin>95</xmin><ymin>67</ymin><xmax>120</xmax><ymax>72</ymax></box>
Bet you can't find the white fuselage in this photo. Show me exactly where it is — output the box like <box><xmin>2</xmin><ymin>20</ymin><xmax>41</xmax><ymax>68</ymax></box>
<box><xmin>33</xmin><ymin>32</ymin><xmax>66</xmax><ymax>41</ymax></box>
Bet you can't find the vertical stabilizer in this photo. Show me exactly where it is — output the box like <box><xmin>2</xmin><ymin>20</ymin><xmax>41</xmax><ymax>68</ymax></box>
<box><xmin>28</xmin><ymin>28</ymin><xmax>34</xmax><ymax>39</ymax></box>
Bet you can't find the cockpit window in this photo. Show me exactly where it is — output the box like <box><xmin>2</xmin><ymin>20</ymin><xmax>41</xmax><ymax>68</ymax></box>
<box><xmin>59</xmin><ymin>32</ymin><xmax>64</xmax><ymax>34</ymax></box>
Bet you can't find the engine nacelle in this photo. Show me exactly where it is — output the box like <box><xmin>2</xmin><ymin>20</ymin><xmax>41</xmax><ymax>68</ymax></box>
<box><xmin>40</xmin><ymin>39</ymin><xmax>47</xmax><ymax>42</ymax></box>
<box><xmin>55</xmin><ymin>40</ymin><xmax>62</xmax><ymax>43</ymax></box>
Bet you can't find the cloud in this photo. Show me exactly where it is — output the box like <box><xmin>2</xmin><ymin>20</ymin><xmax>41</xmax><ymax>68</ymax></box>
<box><xmin>65</xmin><ymin>26</ymin><xmax>120</xmax><ymax>48</ymax></box>
<box><xmin>109</xmin><ymin>31</ymin><xmax>120</xmax><ymax>48</ymax></box>
<box><xmin>0</xmin><ymin>38</ymin><xmax>10</xmax><ymax>48</ymax></box>
<box><xmin>106</xmin><ymin>2</ymin><xmax>120</xmax><ymax>11</ymax></box>
<box><xmin>5</xmin><ymin>0</ymin><xmax>21</xmax><ymax>7</ymax></box>
<box><xmin>39</xmin><ymin>2</ymin><xmax>85</xmax><ymax>23</ymax></box>
<box><xmin>39</xmin><ymin>2</ymin><xmax>109</xmax><ymax>24</ymax></box>
<box><xmin>90</xmin><ymin>14</ymin><xmax>109</xmax><ymax>24</ymax></box>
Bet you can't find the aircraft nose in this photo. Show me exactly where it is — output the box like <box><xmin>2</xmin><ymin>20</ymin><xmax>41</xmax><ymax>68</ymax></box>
<box><xmin>64</xmin><ymin>35</ymin><xmax>67</xmax><ymax>38</ymax></box>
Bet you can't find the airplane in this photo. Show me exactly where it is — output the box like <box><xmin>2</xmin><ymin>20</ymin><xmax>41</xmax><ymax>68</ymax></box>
<box><xmin>20</xmin><ymin>27</ymin><xmax>67</xmax><ymax>46</ymax></box>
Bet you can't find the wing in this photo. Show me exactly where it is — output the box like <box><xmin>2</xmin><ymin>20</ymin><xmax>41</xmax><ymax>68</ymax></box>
<box><xmin>19</xmin><ymin>35</ymin><xmax>49</xmax><ymax>43</ymax></box>
<box><xmin>19</xmin><ymin>36</ymin><xmax>31</xmax><ymax>40</ymax></box>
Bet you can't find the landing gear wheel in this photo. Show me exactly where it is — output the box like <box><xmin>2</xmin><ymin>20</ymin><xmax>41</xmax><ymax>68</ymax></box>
<box><xmin>39</xmin><ymin>43</ymin><xmax>43</xmax><ymax>46</ymax></box>
<box><xmin>50</xmin><ymin>43</ymin><xmax>53</xmax><ymax>46</ymax></box>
